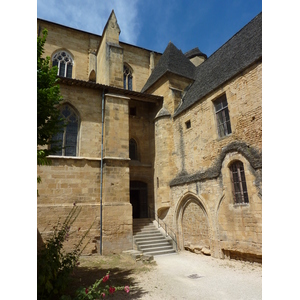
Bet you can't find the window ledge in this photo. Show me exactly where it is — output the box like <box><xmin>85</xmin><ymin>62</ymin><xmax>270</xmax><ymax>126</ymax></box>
<box><xmin>47</xmin><ymin>155</ymin><xmax>130</xmax><ymax>162</ymax></box>
<box><xmin>48</xmin><ymin>155</ymin><xmax>101</xmax><ymax>161</ymax></box>
<box><xmin>217</xmin><ymin>133</ymin><xmax>232</xmax><ymax>141</ymax></box>
<box><xmin>233</xmin><ymin>203</ymin><xmax>249</xmax><ymax>207</ymax></box>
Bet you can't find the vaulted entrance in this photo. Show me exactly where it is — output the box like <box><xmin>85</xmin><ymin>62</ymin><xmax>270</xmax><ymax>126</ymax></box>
<box><xmin>130</xmin><ymin>181</ymin><xmax>148</xmax><ymax>218</ymax></box>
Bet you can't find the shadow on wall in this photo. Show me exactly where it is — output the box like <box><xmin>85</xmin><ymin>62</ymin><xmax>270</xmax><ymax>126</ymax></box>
<box><xmin>37</xmin><ymin>228</ymin><xmax>45</xmax><ymax>251</ymax></box>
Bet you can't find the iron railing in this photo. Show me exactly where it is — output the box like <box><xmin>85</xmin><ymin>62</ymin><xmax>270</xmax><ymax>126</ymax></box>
<box><xmin>148</xmin><ymin>206</ymin><xmax>178</xmax><ymax>251</ymax></box>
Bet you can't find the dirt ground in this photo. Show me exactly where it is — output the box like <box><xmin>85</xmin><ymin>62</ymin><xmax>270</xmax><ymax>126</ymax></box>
<box><xmin>68</xmin><ymin>250</ymin><xmax>262</xmax><ymax>299</ymax></box>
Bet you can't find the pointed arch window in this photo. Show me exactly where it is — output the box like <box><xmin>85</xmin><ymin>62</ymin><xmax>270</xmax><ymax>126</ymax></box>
<box><xmin>229</xmin><ymin>161</ymin><xmax>249</xmax><ymax>204</ymax></box>
<box><xmin>51</xmin><ymin>104</ymin><xmax>80</xmax><ymax>156</ymax></box>
<box><xmin>123</xmin><ymin>65</ymin><xmax>133</xmax><ymax>90</ymax></box>
<box><xmin>52</xmin><ymin>51</ymin><xmax>73</xmax><ymax>78</ymax></box>
<box><xmin>129</xmin><ymin>138</ymin><xmax>138</xmax><ymax>160</ymax></box>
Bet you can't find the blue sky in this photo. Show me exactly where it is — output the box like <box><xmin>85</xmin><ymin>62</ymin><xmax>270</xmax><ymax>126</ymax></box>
<box><xmin>37</xmin><ymin>0</ymin><xmax>262</xmax><ymax>57</ymax></box>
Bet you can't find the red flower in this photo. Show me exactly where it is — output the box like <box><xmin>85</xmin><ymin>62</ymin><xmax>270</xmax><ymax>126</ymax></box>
<box><xmin>109</xmin><ymin>287</ymin><xmax>115</xmax><ymax>294</ymax></box>
<box><xmin>103</xmin><ymin>274</ymin><xmax>109</xmax><ymax>282</ymax></box>
<box><xmin>85</xmin><ymin>288</ymin><xmax>88</xmax><ymax>294</ymax></box>
<box><xmin>78</xmin><ymin>227</ymin><xmax>81</xmax><ymax>231</ymax></box>
<box><xmin>101</xmin><ymin>292</ymin><xmax>105</xmax><ymax>298</ymax></box>
<box><xmin>124</xmin><ymin>286</ymin><xmax>130</xmax><ymax>293</ymax></box>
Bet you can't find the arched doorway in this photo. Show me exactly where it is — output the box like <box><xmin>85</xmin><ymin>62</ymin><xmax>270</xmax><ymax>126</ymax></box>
<box><xmin>175</xmin><ymin>193</ymin><xmax>211</xmax><ymax>251</ymax></box>
<box><xmin>130</xmin><ymin>181</ymin><xmax>148</xmax><ymax>218</ymax></box>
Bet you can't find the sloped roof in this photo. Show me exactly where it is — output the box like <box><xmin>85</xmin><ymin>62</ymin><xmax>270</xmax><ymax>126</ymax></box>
<box><xmin>184</xmin><ymin>47</ymin><xmax>207</xmax><ymax>59</ymax></box>
<box><xmin>141</xmin><ymin>42</ymin><xmax>196</xmax><ymax>93</ymax></box>
<box><xmin>174</xmin><ymin>12</ymin><xmax>262</xmax><ymax>117</ymax></box>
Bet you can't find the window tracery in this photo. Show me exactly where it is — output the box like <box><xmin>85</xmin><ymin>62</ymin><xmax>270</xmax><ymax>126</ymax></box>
<box><xmin>52</xmin><ymin>51</ymin><xmax>73</xmax><ymax>78</ymax></box>
<box><xmin>123</xmin><ymin>65</ymin><xmax>133</xmax><ymax>90</ymax></box>
<box><xmin>51</xmin><ymin>104</ymin><xmax>79</xmax><ymax>156</ymax></box>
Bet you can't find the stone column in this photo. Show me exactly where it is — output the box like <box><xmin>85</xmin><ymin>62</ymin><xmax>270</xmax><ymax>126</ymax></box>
<box><xmin>154</xmin><ymin>108</ymin><xmax>173</xmax><ymax>215</ymax></box>
<box><xmin>102</xmin><ymin>93</ymin><xmax>132</xmax><ymax>254</ymax></box>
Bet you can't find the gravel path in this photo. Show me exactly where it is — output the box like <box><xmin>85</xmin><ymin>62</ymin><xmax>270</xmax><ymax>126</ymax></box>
<box><xmin>128</xmin><ymin>251</ymin><xmax>262</xmax><ymax>300</ymax></box>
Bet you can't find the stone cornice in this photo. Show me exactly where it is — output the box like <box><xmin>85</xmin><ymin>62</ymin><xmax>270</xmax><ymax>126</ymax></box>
<box><xmin>47</xmin><ymin>155</ymin><xmax>130</xmax><ymax>162</ymax></box>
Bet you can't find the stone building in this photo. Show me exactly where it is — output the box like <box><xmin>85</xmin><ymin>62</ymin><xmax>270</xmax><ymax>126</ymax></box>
<box><xmin>37</xmin><ymin>10</ymin><xmax>262</xmax><ymax>262</ymax></box>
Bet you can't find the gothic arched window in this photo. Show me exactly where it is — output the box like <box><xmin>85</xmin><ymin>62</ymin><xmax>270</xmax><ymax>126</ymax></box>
<box><xmin>51</xmin><ymin>104</ymin><xmax>80</xmax><ymax>156</ymax></box>
<box><xmin>129</xmin><ymin>138</ymin><xmax>138</xmax><ymax>160</ymax></box>
<box><xmin>52</xmin><ymin>50</ymin><xmax>73</xmax><ymax>78</ymax></box>
<box><xmin>229</xmin><ymin>161</ymin><xmax>249</xmax><ymax>204</ymax></box>
<box><xmin>123</xmin><ymin>65</ymin><xmax>133</xmax><ymax>90</ymax></box>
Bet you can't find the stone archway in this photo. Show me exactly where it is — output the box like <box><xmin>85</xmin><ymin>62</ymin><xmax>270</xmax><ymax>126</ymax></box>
<box><xmin>175</xmin><ymin>193</ymin><xmax>211</xmax><ymax>251</ymax></box>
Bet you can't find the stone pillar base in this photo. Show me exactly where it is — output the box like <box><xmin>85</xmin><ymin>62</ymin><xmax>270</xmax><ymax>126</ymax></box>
<box><xmin>102</xmin><ymin>202</ymin><xmax>133</xmax><ymax>255</ymax></box>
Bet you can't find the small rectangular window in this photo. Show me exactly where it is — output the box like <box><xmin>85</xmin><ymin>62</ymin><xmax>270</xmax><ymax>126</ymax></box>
<box><xmin>130</xmin><ymin>107</ymin><xmax>136</xmax><ymax>116</ymax></box>
<box><xmin>185</xmin><ymin>120</ymin><xmax>191</xmax><ymax>129</ymax></box>
<box><xmin>214</xmin><ymin>94</ymin><xmax>232</xmax><ymax>138</ymax></box>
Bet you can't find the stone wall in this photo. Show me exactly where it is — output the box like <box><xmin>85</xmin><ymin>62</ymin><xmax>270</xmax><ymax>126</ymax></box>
<box><xmin>37</xmin><ymin>158</ymin><xmax>101</xmax><ymax>254</ymax></box>
<box><xmin>160</xmin><ymin>62</ymin><xmax>262</xmax><ymax>262</ymax></box>
<box><xmin>122</xmin><ymin>44</ymin><xmax>161</xmax><ymax>92</ymax></box>
<box><xmin>38</xmin><ymin>17</ymin><xmax>161</xmax><ymax>92</ymax></box>
<box><xmin>38</xmin><ymin>19</ymin><xmax>100</xmax><ymax>82</ymax></box>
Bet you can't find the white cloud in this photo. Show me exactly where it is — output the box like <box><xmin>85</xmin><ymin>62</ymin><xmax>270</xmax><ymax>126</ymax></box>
<box><xmin>112</xmin><ymin>0</ymin><xmax>140</xmax><ymax>45</ymax></box>
<box><xmin>37</xmin><ymin>0</ymin><xmax>140</xmax><ymax>45</ymax></box>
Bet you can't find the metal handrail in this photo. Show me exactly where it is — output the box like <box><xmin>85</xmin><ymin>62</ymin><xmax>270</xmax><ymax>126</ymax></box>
<box><xmin>148</xmin><ymin>206</ymin><xmax>178</xmax><ymax>251</ymax></box>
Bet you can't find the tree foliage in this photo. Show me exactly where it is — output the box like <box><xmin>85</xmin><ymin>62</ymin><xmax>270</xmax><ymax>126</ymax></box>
<box><xmin>37</xmin><ymin>29</ymin><xmax>63</xmax><ymax>166</ymax></box>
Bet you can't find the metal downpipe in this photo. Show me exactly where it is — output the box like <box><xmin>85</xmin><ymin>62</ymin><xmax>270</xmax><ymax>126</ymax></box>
<box><xmin>100</xmin><ymin>90</ymin><xmax>105</xmax><ymax>255</ymax></box>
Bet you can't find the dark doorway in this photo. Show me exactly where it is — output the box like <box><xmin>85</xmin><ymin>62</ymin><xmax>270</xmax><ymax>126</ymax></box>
<box><xmin>130</xmin><ymin>181</ymin><xmax>148</xmax><ymax>218</ymax></box>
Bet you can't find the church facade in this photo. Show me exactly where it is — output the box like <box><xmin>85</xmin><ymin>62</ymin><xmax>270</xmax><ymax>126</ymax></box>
<box><xmin>37</xmin><ymin>11</ymin><xmax>262</xmax><ymax>262</ymax></box>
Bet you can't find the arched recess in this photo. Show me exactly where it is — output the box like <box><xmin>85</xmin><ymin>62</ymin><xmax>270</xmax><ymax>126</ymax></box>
<box><xmin>215</xmin><ymin>152</ymin><xmax>262</xmax><ymax>261</ymax></box>
<box><xmin>89</xmin><ymin>70</ymin><xmax>96</xmax><ymax>82</ymax></box>
<box><xmin>129</xmin><ymin>138</ymin><xmax>139</xmax><ymax>160</ymax></box>
<box><xmin>123</xmin><ymin>63</ymin><xmax>133</xmax><ymax>90</ymax></box>
<box><xmin>175</xmin><ymin>192</ymin><xmax>212</xmax><ymax>251</ymax></box>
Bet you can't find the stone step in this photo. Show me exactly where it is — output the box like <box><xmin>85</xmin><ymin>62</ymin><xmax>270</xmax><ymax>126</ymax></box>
<box><xmin>133</xmin><ymin>223</ymin><xmax>156</xmax><ymax>229</ymax></box>
<box><xmin>134</xmin><ymin>231</ymin><xmax>163</xmax><ymax>237</ymax></box>
<box><xmin>143</xmin><ymin>248</ymin><xmax>177</xmax><ymax>256</ymax></box>
<box><xmin>136</xmin><ymin>239</ymin><xmax>171</xmax><ymax>246</ymax></box>
<box><xmin>133</xmin><ymin>218</ymin><xmax>177</xmax><ymax>257</ymax></box>
<box><xmin>133</xmin><ymin>218</ymin><xmax>153</xmax><ymax>225</ymax></box>
<box><xmin>133</xmin><ymin>226</ymin><xmax>157</xmax><ymax>233</ymax></box>
<box><xmin>134</xmin><ymin>236</ymin><xmax>166</xmax><ymax>243</ymax></box>
<box><xmin>139</xmin><ymin>239</ymin><xmax>171</xmax><ymax>247</ymax></box>
<box><xmin>140</xmin><ymin>244</ymin><xmax>173</xmax><ymax>251</ymax></box>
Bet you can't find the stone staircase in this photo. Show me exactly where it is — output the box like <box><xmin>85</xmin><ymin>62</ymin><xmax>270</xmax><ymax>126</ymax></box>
<box><xmin>133</xmin><ymin>218</ymin><xmax>177</xmax><ymax>256</ymax></box>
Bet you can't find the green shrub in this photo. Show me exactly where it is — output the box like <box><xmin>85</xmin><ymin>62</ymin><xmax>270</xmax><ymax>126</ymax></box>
<box><xmin>61</xmin><ymin>272</ymin><xmax>130</xmax><ymax>299</ymax></box>
<box><xmin>37</xmin><ymin>204</ymin><xmax>92</xmax><ymax>300</ymax></box>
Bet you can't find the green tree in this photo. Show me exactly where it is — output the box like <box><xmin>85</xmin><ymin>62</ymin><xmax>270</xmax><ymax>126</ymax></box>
<box><xmin>37</xmin><ymin>29</ymin><xmax>63</xmax><ymax>170</ymax></box>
